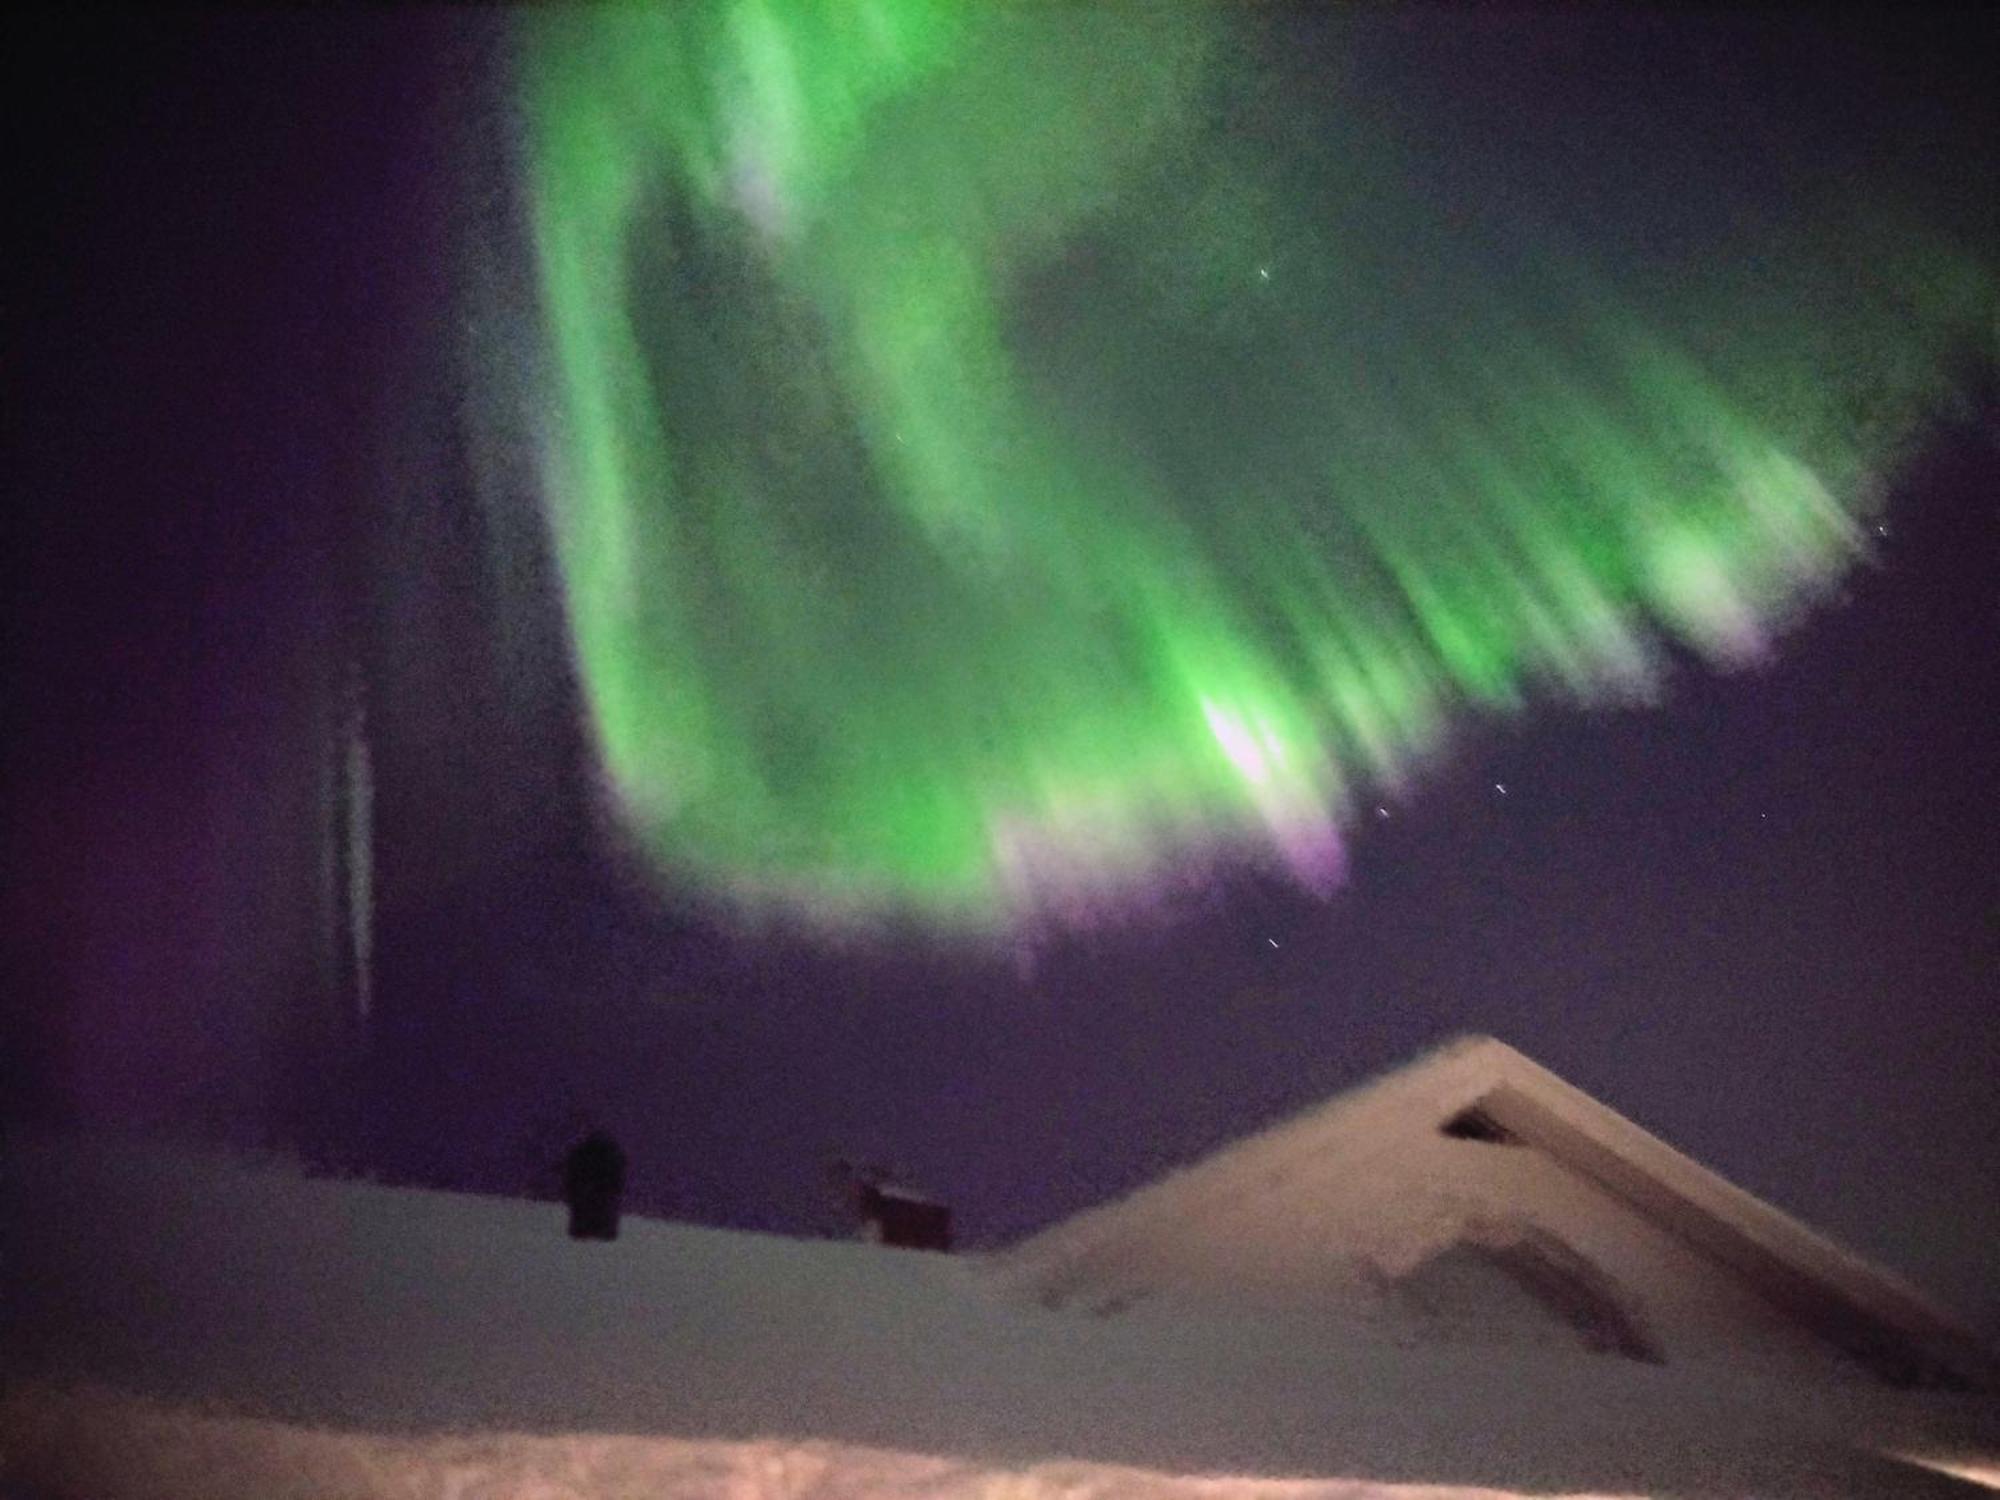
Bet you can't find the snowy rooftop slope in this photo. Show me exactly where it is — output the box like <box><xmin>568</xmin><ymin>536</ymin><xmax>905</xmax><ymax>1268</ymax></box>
<box><xmin>997</xmin><ymin>1036</ymin><xmax>1998</xmax><ymax>1392</ymax></box>
<box><xmin>2</xmin><ymin>1130</ymin><xmax>1996</xmax><ymax>1498</ymax></box>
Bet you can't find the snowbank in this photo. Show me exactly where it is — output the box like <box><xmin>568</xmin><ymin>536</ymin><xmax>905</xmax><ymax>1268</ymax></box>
<box><xmin>1</xmin><ymin>1133</ymin><xmax>1993</xmax><ymax>1497</ymax></box>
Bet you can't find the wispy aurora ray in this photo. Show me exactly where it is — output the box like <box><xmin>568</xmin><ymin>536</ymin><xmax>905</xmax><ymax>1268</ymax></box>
<box><xmin>502</xmin><ymin>4</ymin><xmax>1992</xmax><ymax>929</ymax></box>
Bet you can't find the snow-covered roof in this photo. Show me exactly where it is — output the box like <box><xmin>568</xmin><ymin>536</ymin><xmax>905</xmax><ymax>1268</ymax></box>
<box><xmin>4</xmin><ymin>1122</ymin><xmax>1997</xmax><ymax>1497</ymax></box>
<box><xmin>998</xmin><ymin>1035</ymin><xmax>1999</xmax><ymax>1393</ymax></box>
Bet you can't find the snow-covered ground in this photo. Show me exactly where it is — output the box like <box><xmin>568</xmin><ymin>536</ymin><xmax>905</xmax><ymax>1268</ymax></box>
<box><xmin>2</xmin><ymin>1133</ymin><xmax>1994</xmax><ymax>1498</ymax></box>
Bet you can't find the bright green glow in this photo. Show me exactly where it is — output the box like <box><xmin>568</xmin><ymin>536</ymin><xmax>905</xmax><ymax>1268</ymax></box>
<box><xmin>502</xmin><ymin>5</ymin><xmax>1992</xmax><ymax>928</ymax></box>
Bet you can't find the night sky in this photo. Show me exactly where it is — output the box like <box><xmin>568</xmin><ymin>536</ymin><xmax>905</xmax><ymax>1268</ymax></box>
<box><xmin>6</xmin><ymin>6</ymin><xmax>1995</xmax><ymax>1340</ymax></box>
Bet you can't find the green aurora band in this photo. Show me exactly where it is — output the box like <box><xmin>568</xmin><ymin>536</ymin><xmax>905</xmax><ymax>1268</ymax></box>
<box><xmin>504</xmin><ymin>3</ymin><xmax>1992</xmax><ymax>930</ymax></box>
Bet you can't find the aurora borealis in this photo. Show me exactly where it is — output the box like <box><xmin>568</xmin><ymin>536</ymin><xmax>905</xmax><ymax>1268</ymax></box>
<box><xmin>10</xmin><ymin>0</ymin><xmax>1997</xmax><ymax>1362</ymax></box>
<box><xmin>504</xmin><ymin>4</ymin><xmax>1992</xmax><ymax>929</ymax></box>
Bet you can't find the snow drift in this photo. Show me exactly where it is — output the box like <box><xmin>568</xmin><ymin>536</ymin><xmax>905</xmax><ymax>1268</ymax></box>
<box><xmin>2</xmin><ymin>1126</ymin><xmax>1994</xmax><ymax>1498</ymax></box>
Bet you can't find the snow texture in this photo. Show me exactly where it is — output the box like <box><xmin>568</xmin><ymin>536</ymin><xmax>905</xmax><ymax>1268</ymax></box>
<box><xmin>2</xmin><ymin>1127</ymin><xmax>1994</xmax><ymax>1498</ymax></box>
<box><xmin>999</xmin><ymin>1038</ymin><xmax>1995</xmax><ymax>1391</ymax></box>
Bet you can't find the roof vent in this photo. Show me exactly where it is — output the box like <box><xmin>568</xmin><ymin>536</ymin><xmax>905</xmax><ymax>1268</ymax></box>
<box><xmin>1440</xmin><ymin>1104</ymin><xmax>1518</xmax><ymax>1144</ymax></box>
<box><xmin>833</xmin><ymin>1160</ymin><xmax>953</xmax><ymax>1251</ymax></box>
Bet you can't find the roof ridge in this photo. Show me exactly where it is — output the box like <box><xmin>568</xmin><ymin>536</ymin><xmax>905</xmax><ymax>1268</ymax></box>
<box><xmin>999</xmin><ymin>1033</ymin><xmax>1515</xmax><ymax>1274</ymax></box>
<box><xmin>996</xmin><ymin>1034</ymin><xmax>1998</xmax><ymax>1392</ymax></box>
<box><xmin>1469</xmin><ymin>1041</ymin><xmax>1989</xmax><ymax>1352</ymax></box>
